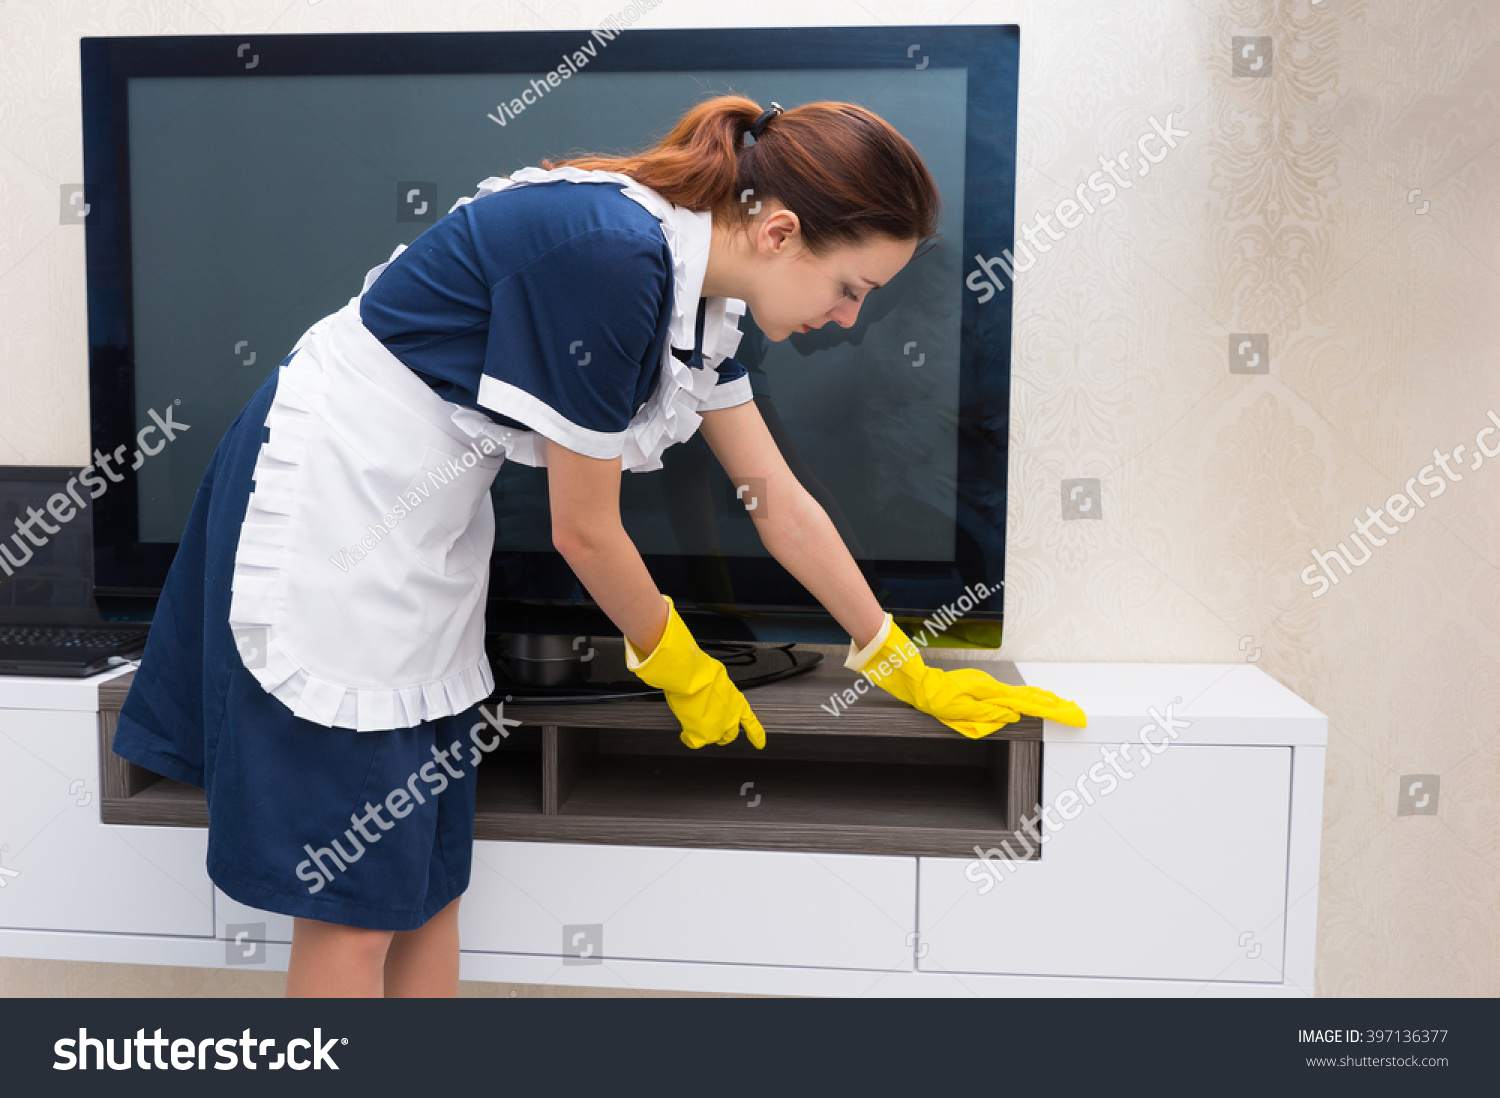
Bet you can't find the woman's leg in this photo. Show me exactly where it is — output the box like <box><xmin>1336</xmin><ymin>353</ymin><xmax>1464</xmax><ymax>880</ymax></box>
<box><xmin>285</xmin><ymin>917</ymin><xmax>395</xmax><ymax>997</ymax></box>
<box><xmin>383</xmin><ymin>895</ymin><xmax>463</xmax><ymax>998</ymax></box>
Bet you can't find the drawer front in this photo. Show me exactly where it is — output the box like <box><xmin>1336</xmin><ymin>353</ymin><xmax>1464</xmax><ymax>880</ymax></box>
<box><xmin>918</xmin><ymin>743</ymin><xmax>1291</xmax><ymax>982</ymax></box>
<box><xmin>460</xmin><ymin>841</ymin><xmax>917</xmax><ymax>971</ymax></box>
<box><xmin>0</xmin><ymin>708</ymin><xmax>213</xmax><ymax>936</ymax></box>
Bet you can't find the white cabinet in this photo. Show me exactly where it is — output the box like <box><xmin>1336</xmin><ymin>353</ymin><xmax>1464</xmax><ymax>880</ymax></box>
<box><xmin>918</xmin><ymin>742</ymin><xmax>1291</xmax><ymax>982</ymax></box>
<box><xmin>223</xmin><ymin>847</ymin><xmax>917</xmax><ymax>973</ymax></box>
<box><xmin>0</xmin><ymin>660</ymin><xmax>1326</xmax><ymax>996</ymax></box>
<box><xmin>459</xmin><ymin>840</ymin><xmax>917</xmax><ymax>971</ymax></box>
<box><xmin>0</xmin><ymin>703</ymin><xmax>213</xmax><ymax>937</ymax></box>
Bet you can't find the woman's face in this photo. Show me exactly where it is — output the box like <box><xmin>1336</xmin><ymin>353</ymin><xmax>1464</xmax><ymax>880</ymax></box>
<box><xmin>737</xmin><ymin>206</ymin><xmax>918</xmax><ymax>342</ymax></box>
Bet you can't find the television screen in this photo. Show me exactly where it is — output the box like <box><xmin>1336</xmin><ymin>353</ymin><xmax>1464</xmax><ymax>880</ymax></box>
<box><xmin>83</xmin><ymin>26</ymin><xmax>1020</xmax><ymax>643</ymax></box>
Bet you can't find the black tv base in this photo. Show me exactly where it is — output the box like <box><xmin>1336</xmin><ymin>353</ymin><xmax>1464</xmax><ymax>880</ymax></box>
<box><xmin>486</xmin><ymin>633</ymin><xmax>824</xmax><ymax>702</ymax></box>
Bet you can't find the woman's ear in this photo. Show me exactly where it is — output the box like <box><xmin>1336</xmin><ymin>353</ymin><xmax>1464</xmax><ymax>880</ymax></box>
<box><xmin>757</xmin><ymin>206</ymin><xmax>801</xmax><ymax>257</ymax></box>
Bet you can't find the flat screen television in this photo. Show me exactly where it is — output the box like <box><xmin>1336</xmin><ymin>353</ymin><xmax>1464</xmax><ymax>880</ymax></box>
<box><xmin>79</xmin><ymin>23</ymin><xmax>1020</xmax><ymax>651</ymax></box>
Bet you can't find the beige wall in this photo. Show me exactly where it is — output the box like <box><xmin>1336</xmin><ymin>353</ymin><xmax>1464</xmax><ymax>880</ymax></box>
<box><xmin>1</xmin><ymin>1</ymin><xmax>1496</xmax><ymax>997</ymax></box>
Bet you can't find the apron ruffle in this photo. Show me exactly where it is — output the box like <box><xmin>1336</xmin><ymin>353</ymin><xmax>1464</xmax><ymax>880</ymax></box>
<box><xmin>229</xmin><ymin>298</ymin><xmax>501</xmax><ymax>732</ymax></box>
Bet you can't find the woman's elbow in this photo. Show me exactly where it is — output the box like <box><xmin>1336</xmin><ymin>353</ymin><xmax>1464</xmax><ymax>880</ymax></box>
<box><xmin>757</xmin><ymin>489</ymin><xmax>817</xmax><ymax>553</ymax></box>
<box><xmin>552</xmin><ymin>527</ymin><xmax>589</xmax><ymax>559</ymax></box>
<box><xmin>553</xmin><ymin>521</ymin><xmax>616</xmax><ymax>559</ymax></box>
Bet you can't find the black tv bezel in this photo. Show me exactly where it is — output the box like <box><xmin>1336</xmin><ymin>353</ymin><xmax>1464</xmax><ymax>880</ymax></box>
<box><xmin>80</xmin><ymin>23</ymin><xmax>1019</xmax><ymax>645</ymax></box>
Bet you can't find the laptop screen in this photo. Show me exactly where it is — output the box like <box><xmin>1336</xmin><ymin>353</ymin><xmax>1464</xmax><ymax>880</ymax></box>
<box><xmin>0</xmin><ymin>468</ymin><xmax>102</xmax><ymax>626</ymax></box>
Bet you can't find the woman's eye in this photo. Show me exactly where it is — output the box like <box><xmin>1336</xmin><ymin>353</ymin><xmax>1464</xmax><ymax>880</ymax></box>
<box><xmin>842</xmin><ymin>285</ymin><xmax>858</xmax><ymax>302</ymax></box>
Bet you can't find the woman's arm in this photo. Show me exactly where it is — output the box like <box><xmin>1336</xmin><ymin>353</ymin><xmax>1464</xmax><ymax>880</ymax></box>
<box><xmin>697</xmin><ymin>401</ymin><xmax>887</xmax><ymax>651</ymax></box>
<box><xmin>545</xmin><ymin>438</ymin><xmax>669</xmax><ymax>654</ymax></box>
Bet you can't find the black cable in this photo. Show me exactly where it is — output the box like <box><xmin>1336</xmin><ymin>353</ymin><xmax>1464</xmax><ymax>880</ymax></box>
<box><xmin>701</xmin><ymin>640</ymin><xmax>797</xmax><ymax>667</ymax></box>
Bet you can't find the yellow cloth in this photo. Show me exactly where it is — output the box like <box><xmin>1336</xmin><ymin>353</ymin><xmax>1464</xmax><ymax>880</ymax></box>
<box><xmin>846</xmin><ymin>613</ymin><xmax>1087</xmax><ymax>738</ymax></box>
<box><xmin>624</xmin><ymin>594</ymin><xmax>767</xmax><ymax>749</ymax></box>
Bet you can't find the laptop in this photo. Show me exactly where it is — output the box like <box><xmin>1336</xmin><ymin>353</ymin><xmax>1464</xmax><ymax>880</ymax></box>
<box><xmin>0</xmin><ymin>467</ymin><xmax>150</xmax><ymax>677</ymax></box>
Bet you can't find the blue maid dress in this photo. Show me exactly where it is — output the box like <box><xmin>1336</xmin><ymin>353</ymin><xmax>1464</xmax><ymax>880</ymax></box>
<box><xmin>109</xmin><ymin>167</ymin><xmax>755</xmax><ymax>931</ymax></box>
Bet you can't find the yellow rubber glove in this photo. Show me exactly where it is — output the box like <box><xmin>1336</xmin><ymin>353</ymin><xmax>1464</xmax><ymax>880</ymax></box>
<box><xmin>624</xmin><ymin>594</ymin><xmax>767</xmax><ymax>750</ymax></box>
<box><xmin>845</xmin><ymin>613</ymin><xmax>1087</xmax><ymax>738</ymax></box>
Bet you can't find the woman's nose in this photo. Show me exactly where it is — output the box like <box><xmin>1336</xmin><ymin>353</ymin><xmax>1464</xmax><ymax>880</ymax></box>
<box><xmin>831</xmin><ymin>301</ymin><xmax>860</xmax><ymax>328</ymax></box>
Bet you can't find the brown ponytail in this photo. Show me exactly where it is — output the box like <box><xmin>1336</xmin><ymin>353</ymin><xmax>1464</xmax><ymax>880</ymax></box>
<box><xmin>540</xmin><ymin>94</ymin><xmax>941</xmax><ymax>256</ymax></box>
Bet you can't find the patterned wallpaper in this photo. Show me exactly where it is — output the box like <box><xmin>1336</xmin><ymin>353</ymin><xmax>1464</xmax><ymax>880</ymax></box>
<box><xmin>0</xmin><ymin>0</ymin><xmax>1495</xmax><ymax>997</ymax></box>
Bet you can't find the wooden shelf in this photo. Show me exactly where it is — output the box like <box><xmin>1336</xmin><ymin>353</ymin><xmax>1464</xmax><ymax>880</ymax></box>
<box><xmin>99</xmin><ymin>653</ymin><xmax>1044</xmax><ymax>858</ymax></box>
<box><xmin>493</xmin><ymin>653</ymin><xmax>1044</xmax><ymax>739</ymax></box>
<box><xmin>101</xmin><ymin>774</ymin><xmax>210</xmax><ymax>828</ymax></box>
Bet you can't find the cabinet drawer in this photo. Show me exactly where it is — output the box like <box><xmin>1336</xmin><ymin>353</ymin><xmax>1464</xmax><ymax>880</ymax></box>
<box><xmin>0</xmin><ymin>708</ymin><xmax>213</xmax><ymax>936</ymax></box>
<box><xmin>917</xmin><ymin>743</ymin><xmax>1291</xmax><ymax>982</ymax></box>
<box><xmin>460</xmin><ymin>840</ymin><xmax>916</xmax><ymax>971</ymax></box>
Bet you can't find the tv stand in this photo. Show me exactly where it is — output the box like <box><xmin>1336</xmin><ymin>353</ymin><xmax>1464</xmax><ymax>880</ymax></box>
<box><xmin>2</xmin><ymin>659</ymin><xmax>1325</xmax><ymax>993</ymax></box>
<box><xmin>97</xmin><ymin>652</ymin><xmax>1039</xmax><ymax>858</ymax></box>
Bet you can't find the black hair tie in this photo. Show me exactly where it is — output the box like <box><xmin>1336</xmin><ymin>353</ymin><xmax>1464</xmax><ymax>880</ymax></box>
<box><xmin>748</xmin><ymin>102</ymin><xmax>783</xmax><ymax>142</ymax></box>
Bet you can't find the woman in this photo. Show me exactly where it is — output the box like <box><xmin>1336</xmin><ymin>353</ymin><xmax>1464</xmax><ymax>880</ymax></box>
<box><xmin>111</xmin><ymin>95</ymin><xmax>1086</xmax><ymax>998</ymax></box>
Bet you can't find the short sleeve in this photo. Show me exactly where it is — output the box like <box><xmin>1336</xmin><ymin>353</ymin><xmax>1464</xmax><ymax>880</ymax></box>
<box><xmin>699</xmin><ymin>353</ymin><xmax>753</xmax><ymax>411</ymax></box>
<box><xmin>477</xmin><ymin>227</ymin><xmax>670</xmax><ymax>459</ymax></box>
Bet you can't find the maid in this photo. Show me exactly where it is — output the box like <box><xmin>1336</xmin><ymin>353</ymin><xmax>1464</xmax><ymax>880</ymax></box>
<box><xmin>110</xmin><ymin>95</ymin><xmax>1086</xmax><ymax>997</ymax></box>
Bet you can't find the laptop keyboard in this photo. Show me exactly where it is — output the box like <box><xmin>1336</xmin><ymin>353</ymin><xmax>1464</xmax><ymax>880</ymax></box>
<box><xmin>0</xmin><ymin>626</ymin><xmax>149</xmax><ymax>650</ymax></box>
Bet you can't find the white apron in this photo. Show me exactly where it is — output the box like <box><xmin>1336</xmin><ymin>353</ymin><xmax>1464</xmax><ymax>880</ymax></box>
<box><xmin>227</xmin><ymin>167</ymin><xmax>749</xmax><ymax>731</ymax></box>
